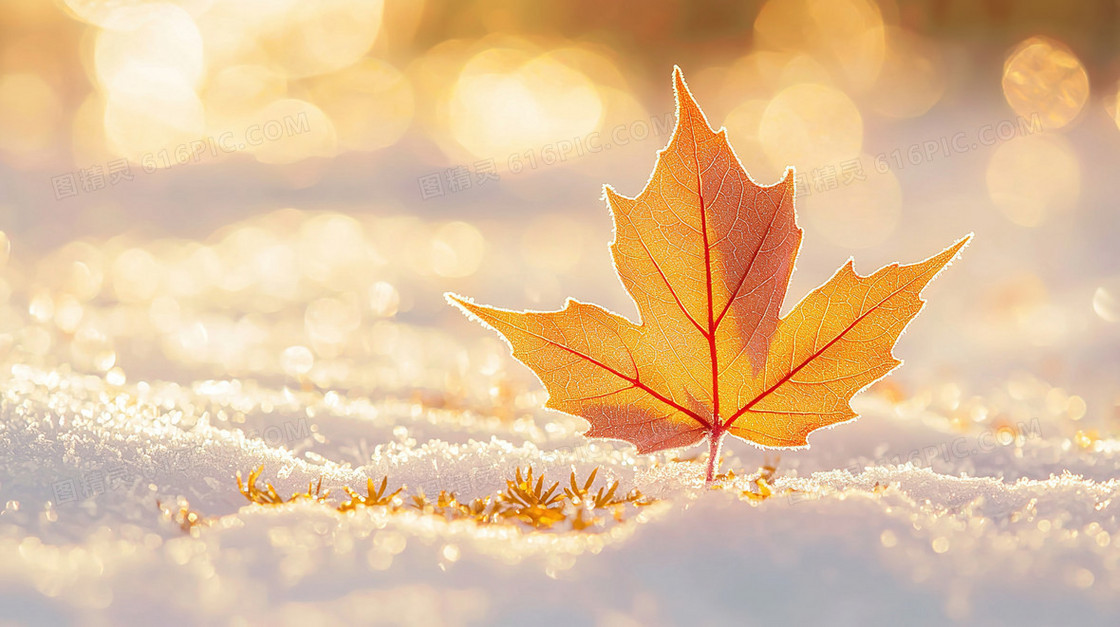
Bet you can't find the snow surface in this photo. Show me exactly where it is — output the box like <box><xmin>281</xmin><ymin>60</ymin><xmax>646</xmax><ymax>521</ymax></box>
<box><xmin>1</xmin><ymin>211</ymin><xmax>1117</xmax><ymax>625</ymax></box>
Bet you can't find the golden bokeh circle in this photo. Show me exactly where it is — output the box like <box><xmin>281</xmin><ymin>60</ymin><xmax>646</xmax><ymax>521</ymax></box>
<box><xmin>103</xmin><ymin>68</ymin><xmax>205</xmax><ymax>164</ymax></box>
<box><xmin>759</xmin><ymin>82</ymin><xmax>863</xmax><ymax>173</ymax></box>
<box><xmin>869</xmin><ymin>27</ymin><xmax>946</xmax><ymax>119</ymax></box>
<box><xmin>306</xmin><ymin>59</ymin><xmax>414</xmax><ymax>153</ymax></box>
<box><xmin>447</xmin><ymin>48</ymin><xmax>602</xmax><ymax>159</ymax></box>
<box><xmin>754</xmin><ymin>0</ymin><xmax>885</xmax><ymax>90</ymax></box>
<box><xmin>93</xmin><ymin>4</ymin><xmax>206</xmax><ymax>89</ymax></box>
<box><xmin>1002</xmin><ymin>37</ymin><xmax>1089</xmax><ymax>130</ymax></box>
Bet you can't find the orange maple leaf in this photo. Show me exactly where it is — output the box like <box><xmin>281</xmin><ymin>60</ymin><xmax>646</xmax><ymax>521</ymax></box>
<box><xmin>448</xmin><ymin>67</ymin><xmax>969</xmax><ymax>482</ymax></box>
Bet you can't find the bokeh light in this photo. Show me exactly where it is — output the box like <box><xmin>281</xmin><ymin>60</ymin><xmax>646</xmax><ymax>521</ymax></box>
<box><xmin>3</xmin><ymin>3</ymin><xmax>1120</xmax><ymax>622</ymax></box>
<box><xmin>429</xmin><ymin>222</ymin><xmax>486</xmax><ymax>279</ymax></box>
<box><xmin>246</xmin><ymin>99</ymin><xmax>337</xmax><ymax>164</ymax></box>
<box><xmin>103</xmin><ymin>67</ymin><xmax>206</xmax><ymax>164</ymax></box>
<box><xmin>722</xmin><ymin>98</ymin><xmax>775</xmax><ymax>179</ymax></box>
<box><xmin>447</xmin><ymin>48</ymin><xmax>603</xmax><ymax>160</ymax></box>
<box><xmin>306</xmin><ymin>59</ymin><xmax>413</xmax><ymax>153</ymax></box>
<box><xmin>93</xmin><ymin>4</ymin><xmax>205</xmax><ymax>90</ymax></box>
<box><xmin>868</xmin><ymin>27</ymin><xmax>946</xmax><ymax>118</ymax></box>
<box><xmin>759</xmin><ymin>82</ymin><xmax>863</xmax><ymax>175</ymax></box>
<box><xmin>203</xmin><ymin>64</ymin><xmax>288</xmax><ymax>128</ymax></box>
<box><xmin>986</xmin><ymin>134</ymin><xmax>1081</xmax><ymax>227</ymax></box>
<box><xmin>1001</xmin><ymin>37</ymin><xmax>1089</xmax><ymax>130</ymax></box>
<box><xmin>1094</xmin><ymin>284</ymin><xmax>1120</xmax><ymax>323</ymax></box>
<box><xmin>754</xmin><ymin>0</ymin><xmax>885</xmax><ymax>90</ymax></box>
<box><xmin>0</xmin><ymin>73</ymin><xmax>61</xmax><ymax>163</ymax></box>
<box><xmin>54</xmin><ymin>0</ymin><xmax>405</xmax><ymax>166</ymax></box>
<box><xmin>1110</xmin><ymin>86</ymin><xmax>1120</xmax><ymax>134</ymax></box>
<box><xmin>259</xmin><ymin>0</ymin><xmax>384</xmax><ymax>79</ymax></box>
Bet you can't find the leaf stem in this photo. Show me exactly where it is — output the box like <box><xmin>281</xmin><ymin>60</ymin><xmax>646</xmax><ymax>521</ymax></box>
<box><xmin>705</xmin><ymin>428</ymin><xmax>725</xmax><ymax>485</ymax></box>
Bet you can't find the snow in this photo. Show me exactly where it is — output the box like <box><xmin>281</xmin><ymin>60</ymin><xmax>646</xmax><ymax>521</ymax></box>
<box><xmin>1</xmin><ymin>210</ymin><xmax>1118</xmax><ymax>625</ymax></box>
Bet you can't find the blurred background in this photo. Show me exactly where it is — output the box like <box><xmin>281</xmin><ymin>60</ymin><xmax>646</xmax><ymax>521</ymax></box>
<box><xmin>0</xmin><ymin>0</ymin><xmax>1118</xmax><ymax>441</ymax></box>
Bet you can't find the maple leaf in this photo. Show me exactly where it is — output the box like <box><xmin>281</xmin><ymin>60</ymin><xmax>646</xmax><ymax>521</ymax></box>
<box><xmin>448</xmin><ymin>67</ymin><xmax>969</xmax><ymax>482</ymax></box>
